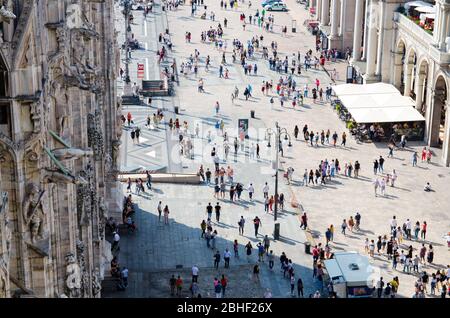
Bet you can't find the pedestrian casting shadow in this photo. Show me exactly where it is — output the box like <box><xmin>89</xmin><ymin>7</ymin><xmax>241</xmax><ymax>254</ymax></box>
<box><xmin>356</xmin><ymin>229</ymin><xmax>375</xmax><ymax>236</ymax></box>
<box><xmin>330</xmin><ymin>241</ymin><xmax>348</xmax><ymax>247</ymax></box>
<box><xmin>151</xmin><ymin>187</ymin><xmax>164</xmax><ymax>194</ymax></box>
<box><xmin>276</xmin><ymin>236</ymin><xmax>300</xmax><ymax>245</ymax></box>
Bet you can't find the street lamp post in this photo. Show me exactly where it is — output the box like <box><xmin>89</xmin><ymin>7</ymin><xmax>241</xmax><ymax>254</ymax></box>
<box><xmin>265</xmin><ymin>122</ymin><xmax>292</xmax><ymax>237</ymax></box>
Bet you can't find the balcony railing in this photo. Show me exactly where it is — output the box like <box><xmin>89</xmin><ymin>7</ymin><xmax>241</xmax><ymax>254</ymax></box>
<box><xmin>394</xmin><ymin>12</ymin><xmax>434</xmax><ymax>44</ymax></box>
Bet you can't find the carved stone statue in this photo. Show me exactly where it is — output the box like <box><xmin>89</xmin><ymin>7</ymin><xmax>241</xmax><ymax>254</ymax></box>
<box><xmin>92</xmin><ymin>268</ymin><xmax>101</xmax><ymax>297</ymax></box>
<box><xmin>0</xmin><ymin>274</ymin><xmax>7</xmax><ymax>298</ymax></box>
<box><xmin>50</xmin><ymin>80</ymin><xmax>69</xmax><ymax>137</ymax></box>
<box><xmin>30</xmin><ymin>101</ymin><xmax>42</xmax><ymax>134</ymax></box>
<box><xmin>64</xmin><ymin>252</ymin><xmax>81</xmax><ymax>298</ymax></box>
<box><xmin>43</xmin><ymin>169</ymin><xmax>88</xmax><ymax>185</ymax></box>
<box><xmin>22</xmin><ymin>183</ymin><xmax>46</xmax><ymax>243</ymax></box>
<box><xmin>111</xmin><ymin>139</ymin><xmax>121</xmax><ymax>169</ymax></box>
<box><xmin>0</xmin><ymin>1</ymin><xmax>16</xmax><ymax>24</ymax></box>
<box><xmin>51</xmin><ymin>148</ymin><xmax>93</xmax><ymax>161</ymax></box>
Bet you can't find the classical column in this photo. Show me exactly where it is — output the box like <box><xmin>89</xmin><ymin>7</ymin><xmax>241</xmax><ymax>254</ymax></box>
<box><xmin>321</xmin><ymin>0</ymin><xmax>330</xmax><ymax>26</ymax></box>
<box><xmin>317</xmin><ymin>0</ymin><xmax>322</xmax><ymax>22</ymax></box>
<box><xmin>330</xmin><ymin>0</ymin><xmax>339</xmax><ymax>38</ymax></box>
<box><xmin>404</xmin><ymin>64</ymin><xmax>413</xmax><ymax>97</ymax></box>
<box><xmin>434</xmin><ymin>3</ymin><xmax>450</xmax><ymax>50</ymax></box>
<box><xmin>415</xmin><ymin>74</ymin><xmax>425</xmax><ymax>111</ymax></box>
<box><xmin>339</xmin><ymin>0</ymin><xmax>346</xmax><ymax>37</ymax></box>
<box><xmin>362</xmin><ymin>0</ymin><xmax>369</xmax><ymax>60</ymax></box>
<box><xmin>352</xmin><ymin>0</ymin><xmax>364</xmax><ymax>60</ymax></box>
<box><xmin>365</xmin><ymin>0</ymin><xmax>377</xmax><ymax>76</ymax></box>
<box><xmin>443</xmin><ymin>101</ymin><xmax>450</xmax><ymax>166</ymax></box>
<box><xmin>375</xmin><ymin>0</ymin><xmax>385</xmax><ymax>75</ymax></box>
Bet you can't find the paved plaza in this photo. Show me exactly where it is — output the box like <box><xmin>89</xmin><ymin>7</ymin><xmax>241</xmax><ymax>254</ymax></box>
<box><xmin>110</xmin><ymin>0</ymin><xmax>450</xmax><ymax>298</ymax></box>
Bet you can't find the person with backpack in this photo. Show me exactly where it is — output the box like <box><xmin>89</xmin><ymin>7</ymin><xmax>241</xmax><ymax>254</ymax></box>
<box><xmin>238</xmin><ymin>216</ymin><xmax>245</xmax><ymax>235</ymax></box>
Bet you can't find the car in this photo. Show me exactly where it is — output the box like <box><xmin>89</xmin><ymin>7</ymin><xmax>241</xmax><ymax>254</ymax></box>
<box><xmin>262</xmin><ymin>0</ymin><xmax>280</xmax><ymax>7</ymax></box>
<box><xmin>264</xmin><ymin>2</ymin><xmax>287</xmax><ymax>11</ymax></box>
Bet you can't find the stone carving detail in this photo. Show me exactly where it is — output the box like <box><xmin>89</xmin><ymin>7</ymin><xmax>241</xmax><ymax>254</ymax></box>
<box><xmin>30</xmin><ymin>101</ymin><xmax>43</xmax><ymax>134</ymax></box>
<box><xmin>55</xmin><ymin>27</ymin><xmax>67</xmax><ymax>52</ymax></box>
<box><xmin>1</xmin><ymin>192</ymin><xmax>11</xmax><ymax>257</ymax></box>
<box><xmin>64</xmin><ymin>252</ymin><xmax>81</xmax><ymax>298</ymax></box>
<box><xmin>49</xmin><ymin>80</ymin><xmax>69</xmax><ymax>137</ymax></box>
<box><xmin>87</xmin><ymin>111</ymin><xmax>104</xmax><ymax>161</ymax></box>
<box><xmin>22</xmin><ymin>183</ymin><xmax>46</xmax><ymax>243</ymax></box>
<box><xmin>43</xmin><ymin>168</ymin><xmax>87</xmax><ymax>185</ymax></box>
<box><xmin>98</xmin><ymin>197</ymin><xmax>107</xmax><ymax>240</ymax></box>
<box><xmin>0</xmin><ymin>274</ymin><xmax>7</xmax><ymax>298</ymax></box>
<box><xmin>76</xmin><ymin>240</ymin><xmax>89</xmax><ymax>298</ymax></box>
<box><xmin>91</xmin><ymin>267</ymin><xmax>101</xmax><ymax>297</ymax></box>
<box><xmin>111</xmin><ymin>139</ymin><xmax>121</xmax><ymax>170</ymax></box>
<box><xmin>52</xmin><ymin>148</ymin><xmax>93</xmax><ymax>161</ymax></box>
<box><xmin>0</xmin><ymin>0</ymin><xmax>16</xmax><ymax>24</ymax></box>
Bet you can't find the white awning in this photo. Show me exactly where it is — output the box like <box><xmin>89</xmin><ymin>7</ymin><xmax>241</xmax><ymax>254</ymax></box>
<box><xmin>332</xmin><ymin>83</ymin><xmax>426</xmax><ymax>124</ymax></box>
<box><xmin>404</xmin><ymin>1</ymin><xmax>433</xmax><ymax>10</ymax></box>
<box><xmin>415</xmin><ymin>5</ymin><xmax>436</xmax><ymax>13</ymax></box>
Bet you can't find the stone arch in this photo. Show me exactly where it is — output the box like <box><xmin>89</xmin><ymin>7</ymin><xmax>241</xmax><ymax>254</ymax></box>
<box><xmin>404</xmin><ymin>46</ymin><xmax>417</xmax><ymax>97</ymax></box>
<box><xmin>393</xmin><ymin>38</ymin><xmax>407</xmax><ymax>91</ymax></box>
<box><xmin>429</xmin><ymin>74</ymin><xmax>448</xmax><ymax>149</ymax></box>
<box><xmin>0</xmin><ymin>51</ymin><xmax>9</xmax><ymax>97</ymax></box>
<box><xmin>414</xmin><ymin>56</ymin><xmax>430</xmax><ymax>114</ymax></box>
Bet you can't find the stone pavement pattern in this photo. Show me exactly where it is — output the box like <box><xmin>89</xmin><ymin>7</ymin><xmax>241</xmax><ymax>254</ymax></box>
<box><xmin>112</xmin><ymin>0</ymin><xmax>450</xmax><ymax>298</ymax></box>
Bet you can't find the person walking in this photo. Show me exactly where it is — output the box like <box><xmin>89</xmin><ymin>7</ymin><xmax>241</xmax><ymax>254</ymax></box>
<box><xmin>170</xmin><ymin>275</ymin><xmax>177</xmax><ymax>296</ymax></box>
<box><xmin>268</xmin><ymin>250</ymin><xmax>274</xmax><ymax>269</ymax></box>
<box><xmin>341</xmin><ymin>132</ymin><xmax>347</xmax><ymax>147</ymax></box>
<box><xmin>297</xmin><ymin>277</ymin><xmax>304</xmax><ymax>297</ymax></box>
<box><xmin>224</xmin><ymin>249</ymin><xmax>231</xmax><ymax>268</ymax></box>
<box><xmin>238</xmin><ymin>216</ymin><xmax>245</xmax><ymax>235</ymax></box>
<box><xmin>290</xmin><ymin>274</ymin><xmax>296</xmax><ymax>296</ymax></box>
<box><xmin>245</xmin><ymin>241</ymin><xmax>253</xmax><ymax>262</ymax></box>
<box><xmin>175</xmin><ymin>275</ymin><xmax>183</xmax><ymax>297</ymax></box>
<box><xmin>200</xmin><ymin>220</ymin><xmax>206</xmax><ymax>238</ymax></box>
<box><xmin>157</xmin><ymin>201</ymin><xmax>163</xmax><ymax>222</ymax></box>
<box><xmin>262</xmin><ymin>182</ymin><xmax>269</xmax><ymax>199</ymax></box>
<box><xmin>248</xmin><ymin>183</ymin><xmax>255</xmax><ymax>201</ymax></box>
<box><xmin>332</xmin><ymin>131</ymin><xmax>338</xmax><ymax>146</ymax></box>
<box><xmin>214</xmin><ymin>250</ymin><xmax>221</xmax><ymax>269</ymax></box>
<box><xmin>192</xmin><ymin>265</ymin><xmax>199</xmax><ymax>283</ymax></box>
<box><xmin>376</xmin><ymin>277</ymin><xmax>385</xmax><ymax>298</ymax></box>
<box><xmin>253</xmin><ymin>216</ymin><xmax>262</xmax><ymax>237</ymax></box>
<box><xmin>341</xmin><ymin>219</ymin><xmax>347</xmax><ymax>235</ymax></box>
<box><xmin>263</xmin><ymin>235</ymin><xmax>270</xmax><ymax>254</ymax></box>
<box><xmin>163</xmin><ymin>205</ymin><xmax>170</xmax><ymax>224</ymax></box>
<box><xmin>412</xmin><ymin>152</ymin><xmax>418</xmax><ymax>166</ymax></box>
<box><xmin>206</xmin><ymin>202</ymin><xmax>213</xmax><ymax>220</ymax></box>
<box><xmin>379</xmin><ymin>156</ymin><xmax>385</xmax><ymax>173</ymax></box>
<box><xmin>215</xmin><ymin>202</ymin><xmax>221</xmax><ymax>223</ymax></box>
<box><xmin>221</xmin><ymin>275</ymin><xmax>228</xmax><ymax>297</ymax></box>
<box><xmin>253</xmin><ymin>264</ymin><xmax>260</xmax><ymax>282</ymax></box>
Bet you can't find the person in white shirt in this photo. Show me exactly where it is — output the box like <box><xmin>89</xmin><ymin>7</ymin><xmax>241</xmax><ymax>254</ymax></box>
<box><xmin>248</xmin><ymin>183</ymin><xmax>254</xmax><ymax>201</ymax></box>
<box><xmin>390</xmin><ymin>216</ymin><xmax>397</xmax><ymax>233</ymax></box>
<box><xmin>380</xmin><ymin>178</ymin><xmax>386</xmax><ymax>196</ymax></box>
<box><xmin>406</xmin><ymin>219</ymin><xmax>412</xmax><ymax>239</ymax></box>
<box><xmin>424</xmin><ymin>182</ymin><xmax>431</xmax><ymax>192</ymax></box>
<box><xmin>262</xmin><ymin>182</ymin><xmax>269</xmax><ymax>199</ymax></box>
<box><xmin>223</xmin><ymin>249</ymin><xmax>231</xmax><ymax>268</ymax></box>
<box><xmin>192</xmin><ymin>265</ymin><xmax>199</xmax><ymax>282</ymax></box>
<box><xmin>121</xmin><ymin>267</ymin><xmax>129</xmax><ymax>287</ymax></box>
<box><xmin>112</xmin><ymin>232</ymin><xmax>120</xmax><ymax>251</ymax></box>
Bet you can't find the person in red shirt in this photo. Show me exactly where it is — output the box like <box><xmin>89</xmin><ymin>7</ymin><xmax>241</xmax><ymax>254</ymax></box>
<box><xmin>220</xmin><ymin>275</ymin><xmax>228</xmax><ymax>297</ymax></box>
<box><xmin>421</xmin><ymin>221</ymin><xmax>427</xmax><ymax>240</ymax></box>
<box><xmin>175</xmin><ymin>276</ymin><xmax>183</xmax><ymax>297</ymax></box>
<box><xmin>300</xmin><ymin>212</ymin><xmax>307</xmax><ymax>230</ymax></box>
<box><xmin>127</xmin><ymin>112</ymin><xmax>132</xmax><ymax>126</ymax></box>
